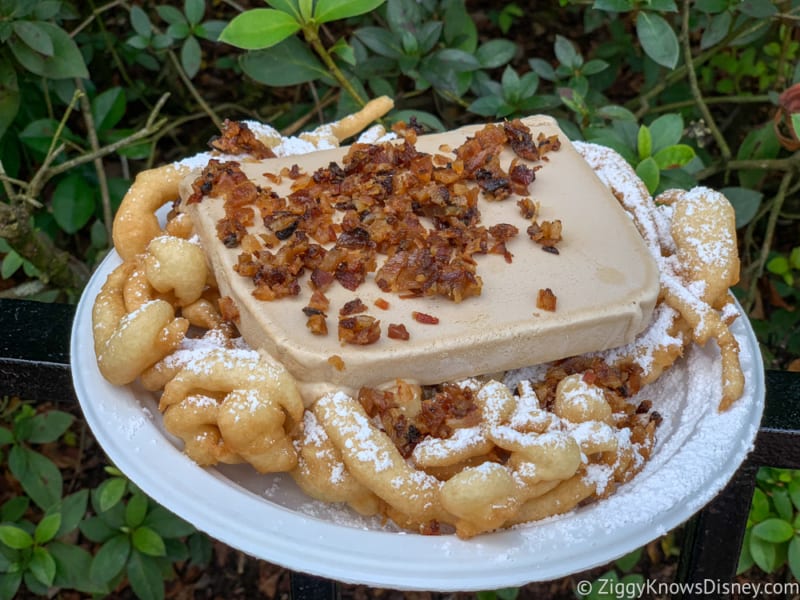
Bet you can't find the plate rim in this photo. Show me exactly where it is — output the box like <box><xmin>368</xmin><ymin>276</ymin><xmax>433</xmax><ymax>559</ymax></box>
<box><xmin>71</xmin><ymin>251</ymin><xmax>765</xmax><ymax>592</ymax></box>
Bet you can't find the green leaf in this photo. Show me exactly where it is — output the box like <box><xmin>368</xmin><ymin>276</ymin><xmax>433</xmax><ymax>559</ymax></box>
<box><xmin>355</xmin><ymin>26</ymin><xmax>403</xmax><ymax>59</ymax></box>
<box><xmin>468</xmin><ymin>95</ymin><xmax>507</xmax><ymax>117</ymax></box>
<box><xmin>90</xmin><ymin>534</ymin><xmax>131</xmax><ymax>584</ymax></box>
<box><xmin>240</xmin><ymin>36</ymin><xmax>329</xmax><ymax>87</ymax></box>
<box><xmin>737</xmin><ymin>0</ymin><xmax>778</xmax><ymax>18</ymax></box>
<box><xmin>443</xmin><ymin>1</ymin><xmax>477</xmax><ymax>52</ymax></box>
<box><xmin>636</xmin><ymin>11</ymin><xmax>679</xmax><ymax>69</ymax></box>
<box><xmin>475</xmin><ymin>39</ymin><xmax>517</xmax><ymax>69</ymax></box>
<box><xmin>0</xmin><ymin>524</ymin><xmax>32</xmax><ymax>549</ymax></box>
<box><xmin>0</xmin><ymin>58</ymin><xmax>20</xmax><ymax>140</ymax></box>
<box><xmin>528</xmin><ymin>57</ymin><xmax>556</xmax><ymax>81</ymax></box>
<box><xmin>653</xmin><ymin>144</ymin><xmax>695</xmax><ymax>169</ymax></box>
<box><xmin>749</xmin><ymin>534</ymin><xmax>780</xmax><ymax>573</ymax></box>
<box><xmin>751</xmin><ymin>487</ymin><xmax>772</xmax><ymax>522</ymax></box>
<box><xmin>184</xmin><ymin>0</ymin><xmax>205</xmax><ymax>25</ymax></box>
<box><xmin>0</xmin><ymin>572</ymin><xmax>21</xmax><ymax>600</ymax></box>
<box><xmin>772</xmin><ymin>489</ymin><xmax>794</xmax><ymax>522</ymax></box>
<box><xmin>79</xmin><ymin>515</ymin><xmax>117</xmax><ymax>544</ymax></box>
<box><xmin>614</xmin><ymin>547</ymin><xmax>642</xmax><ymax>572</ymax></box>
<box><xmin>29</xmin><ymin>547</ymin><xmax>56</xmax><ymax>587</ymax></box>
<box><xmin>593</xmin><ymin>0</ymin><xmax>635</xmax><ymax>11</ymax></box>
<box><xmin>752</xmin><ymin>518</ymin><xmax>795</xmax><ymax>543</ymax></box>
<box><xmin>789</xmin><ymin>536</ymin><xmax>800</xmax><ymax>581</ymax></box>
<box><xmin>701</xmin><ymin>11</ymin><xmax>732</xmax><ymax>50</ymax></box>
<box><xmin>28</xmin><ymin>410</ymin><xmax>73</xmax><ymax>444</ymax></box>
<box><xmin>130</xmin><ymin>6</ymin><xmax>152</xmax><ymax>37</ymax></box>
<box><xmin>1</xmin><ymin>251</ymin><xmax>22</xmax><ymax>280</ymax></box>
<box><xmin>180</xmin><ymin>35</ymin><xmax>202</xmax><ymax>78</ymax></box>
<box><xmin>582</xmin><ymin>58</ymin><xmax>608</xmax><ymax>76</ymax></box>
<box><xmin>720</xmin><ymin>186</ymin><xmax>762</xmax><ymax>228</ymax></box>
<box><xmin>1</xmin><ymin>496</ymin><xmax>29</xmax><ymax>522</ymax></box>
<box><xmin>156</xmin><ymin>5</ymin><xmax>185</xmax><ymax>27</ymax></box>
<box><xmin>132</xmin><ymin>526</ymin><xmax>166</xmax><ymax>557</ymax></box>
<box><xmin>51</xmin><ymin>173</ymin><xmax>96</xmax><ymax>234</ymax></box>
<box><xmin>32</xmin><ymin>1</ymin><xmax>61</xmax><ymax>20</ymax></box>
<box><xmin>18</xmin><ymin>118</ymin><xmax>60</xmax><ymax>155</ymax></box>
<box><xmin>92</xmin><ymin>87</ymin><xmax>127</xmax><ymax>132</ymax></box>
<box><xmin>8</xmin><ymin>22</ymin><xmax>88</xmax><ymax>78</ymax></box>
<box><xmin>597</xmin><ymin>105</ymin><xmax>636</xmax><ymax>121</ymax></box>
<box><xmin>554</xmin><ymin>34</ymin><xmax>580</xmax><ymax>69</ymax></box>
<box><xmin>637</xmin><ymin>125</ymin><xmax>652</xmax><ymax>160</ymax></box>
<box><xmin>96</xmin><ymin>477</ymin><xmax>127</xmax><ymax>513</ymax></box>
<box><xmin>695</xmin><ymin>0</ymin><xmax>729</xmax><ymax>12</ymax></box>
<box><xmin>314</xmin><ymin>0</ymin><xmax>385</xmax><ymax>24</ymax></box>
<box><xmin>219</xmin><ymin>9</ymin><xmax>301</xmax><ymax>50</ymax></box>
<box><xmin>51</xmin><ymin>489</ymin><xmax>89</xmax><ymax>537</ymax></box>
<box><xmin>188</xmin><ymin>533</ymin><xmax>213</xmax><ymax>566</ymax></box>
<box><xmin>648</xmin><ymin>113</ymin><xmax>683</xmax><ymax>152</ymax></box>
<box><xmin>635</xmin><ymin>157</ymin><xmax>660</xmax><ymax>194</ymax></box>
<box><xmin>48</xmin><ymin>541</ymin><xmax>105</xmax><ymax>594</ymax></box>
<box><xmin>8</xmin><ymin>445</ymin><xmax>62</xmax><ymax>510</ymax></box>
<box><xmin>267</xmin><ymin>0</ymin><xmax>301</xmax><ymax>19</ymax></box>
<box><xmin>12</xmin><ymin>21</ymin><xmax>54</xmax><ymax>56</ymax></box>
<box><xmin>34</xmin><ymin>513</ymin><xmax>61</xmax><ymax>545</ymax></box>
<box><xmin>126</xmin><ymin>493</ymin><xmax>149</xmax><ymax>529</ymax></box>
<box><xmin>427</xmin><ymin>48</ymin><xmax>480</xmax><ymax>72</ymax></box>
<box><xmin>142</xmin><ymin>506</ymin><xmax>196</xmax><ymax>538</ymax></box>
<box><xmin>127</xmin><ymin>551</ymin><xmax>165</xmax><ymax>600</ymax></box>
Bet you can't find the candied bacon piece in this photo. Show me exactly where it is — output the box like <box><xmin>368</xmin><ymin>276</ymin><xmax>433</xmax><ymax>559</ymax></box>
<box><xmin>328</xmin><ymin>355</ymin><xmax>345</xmax><ymax>371</ymax></box>
<box><xmin>209</xmin><ymin>120</ymin><xmax>276</xmax><ymax>159</ymax></box>
<box><xmin>340</xmin><ymin>298</ymin><xmax>368</xmax><ymax>316</ymax></box>
<box><xmin>387</xmin><ymin>323</ymin><xmax>410</xmax><ymax>340</ymax></box>
<box><xmin>412</xmin><ymin>311</ymin><xmax>439</xmax><ymax>324</ymax></box>
<box><xmin>374</xmin><ymin>297</ymin><xmax>390</xmax><ymax>310</ymax></box>
<box><xmin>527</xmin><ymin>219</ymin><xmax>562</xmax><ymax>248</ymax></box>
<box><xmin>218</xmin><ymin>296</ymin><xmax>240</xmax><ymax>323</ymax></box>
<box><xmin>338</xmin><ymin>315</ymin><xmax>381</xmax><ymax>345</ymax></box>
<box><xmin>536</xmin><ymin>288</ymin><xmax>557</xmax><ymax>311</ymax></box>
<box><xmin>517</xmin><ymin>197</ymin><xmax>537</xmax><ymax>219</ymax></box>
<box><xmin>503</xmin><ymin>119</ymin><xmax>540</xmax><ymax>161</ymax></box>
<box><xmin>216</xmin><ymin>217</ymin><xmax>247</xmax><ymax>248</ymax></box>
<box><xmin>306</xmin><ymin>313</ymin><xmax>328</xmax><ymax>335</ymax></box>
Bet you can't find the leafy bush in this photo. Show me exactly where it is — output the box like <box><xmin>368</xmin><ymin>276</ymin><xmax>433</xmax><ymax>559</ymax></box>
<box><xmin>0</xmin><ymin>400</ymin><xmax>209</xmax><ymax>599</ymax></box>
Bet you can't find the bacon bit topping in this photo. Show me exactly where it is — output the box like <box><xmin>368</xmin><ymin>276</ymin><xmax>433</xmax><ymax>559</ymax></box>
<box><xmin>517</xmin><ymin>197</ymin><xmax>538</xmax><ymax>220</ymax></box>
<box><xmin>536</xmin><ymin>288</ymin><xmax>557</xmax><ymax>311</ymax></box>
<box><xmin>374</xmin><ymin>297</ymin><xmax>390</xmax><ymax>310</ymax></box>
<box><xmin>340</xmin><ymin>297</ymin><xmax>368</xmax><ymax>316</ymax></box>
<box><xmin>412</xmin><ymin>311</ymin><xmax>439</xmax><ymax>325</ymax></box>
<box><xmin>338</xmin><ymin>315</ymin><xmax>381</xmax><ymax>345</ymax></box>
<box><xmin>527</xmin><ymin>219</ymin><xmax>562</xmax><ymax>249</ymax></box>
<box><xmin>387</xmin><ymin>323</ymin><xmax>410</xmax><ymax>340</ymax></box>
<box><xmin>328</xmin><ymin>355</ymin><xmax>345</xmax><ymax>371</ymax></box>
<box><xmin>190</xmin><ymin>120</ymin><xmax>563</xmax><ymax>314</ymax></box>
<box><xmin>306</xmin><ymin>313</ymin><xmax>328</xmax><ymax>336</ymax></box>
<box><xmin>209</xmin><ymin>120</ymin><xmax>276</xmax><ymax>159</ymax></box>
<box><xmin>218</xmin><ymin>296</ymin><xmax>240</xmax><ymax>323</ymax></box>
<box><xmin>358</xmin><ymin>382</ymin><xmax>480</xmax><ymax>457</ymax></box>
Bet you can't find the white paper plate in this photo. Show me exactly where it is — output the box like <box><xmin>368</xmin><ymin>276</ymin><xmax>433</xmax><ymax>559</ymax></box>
<box><xmin>71</xmin><ymin>251</ymin><xmax>765</xmax><ymax>592</ymax></box>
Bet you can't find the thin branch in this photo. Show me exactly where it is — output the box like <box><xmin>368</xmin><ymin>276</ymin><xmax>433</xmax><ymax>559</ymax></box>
<box><xmin>681</xmin><ymin>0</ymin><xmax>731</xmax><ymax>162</ymax></box>
<box><xmin>75</xmin><ymin>78</ymin><xmax>113</xmax><ymax>244</ymax></box>
<box><xmin>302</xmin><ymin>26</ymin><xmax>366</xmax><ymax>108</ymax></box>
<box><xmin>166</xmin><ymin>51</ymin><xmax>223</xmax><ymax>130</ymax></box>
<box><xmin>743</xmin><ymin>170</ymin><xmax>795</xmax><ymax>311</ymax></box>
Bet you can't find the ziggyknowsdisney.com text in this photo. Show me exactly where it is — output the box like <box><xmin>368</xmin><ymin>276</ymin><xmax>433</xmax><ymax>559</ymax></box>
<box><xmin>575</xmin><ymin>577</ymin><xmax>800</xmax><ymax>598</ymax></box>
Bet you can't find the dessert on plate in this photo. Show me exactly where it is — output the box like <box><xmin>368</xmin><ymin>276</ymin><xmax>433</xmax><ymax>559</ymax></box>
<box><xmin>91</xmin><ymin>97</ymin><xmax>743</xmax><ymax>538</ymax></box>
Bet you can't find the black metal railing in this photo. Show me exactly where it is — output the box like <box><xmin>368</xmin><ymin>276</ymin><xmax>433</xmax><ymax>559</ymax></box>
<box><xmin>1</xmin><ymin>297</ymin><xmax>798</xmax><ymax>600</ymax></box>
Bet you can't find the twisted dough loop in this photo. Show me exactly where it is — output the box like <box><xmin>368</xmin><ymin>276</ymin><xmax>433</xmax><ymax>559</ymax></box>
<box><xmin>92</xmin><ymin>261</ymin><xmax>188</xmax><ymax>385</ymax></box>
<box><xmin>159</xmin><ymin>348</ymin><xmax>304</xmax><ymax>473</ymax></box>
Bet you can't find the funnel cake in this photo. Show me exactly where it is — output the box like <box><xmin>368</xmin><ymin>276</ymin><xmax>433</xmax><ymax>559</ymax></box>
<box><xmin>91</xmin><ymin>104</ymin><xmax>744</xmax><ymax>538</ymax></box>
